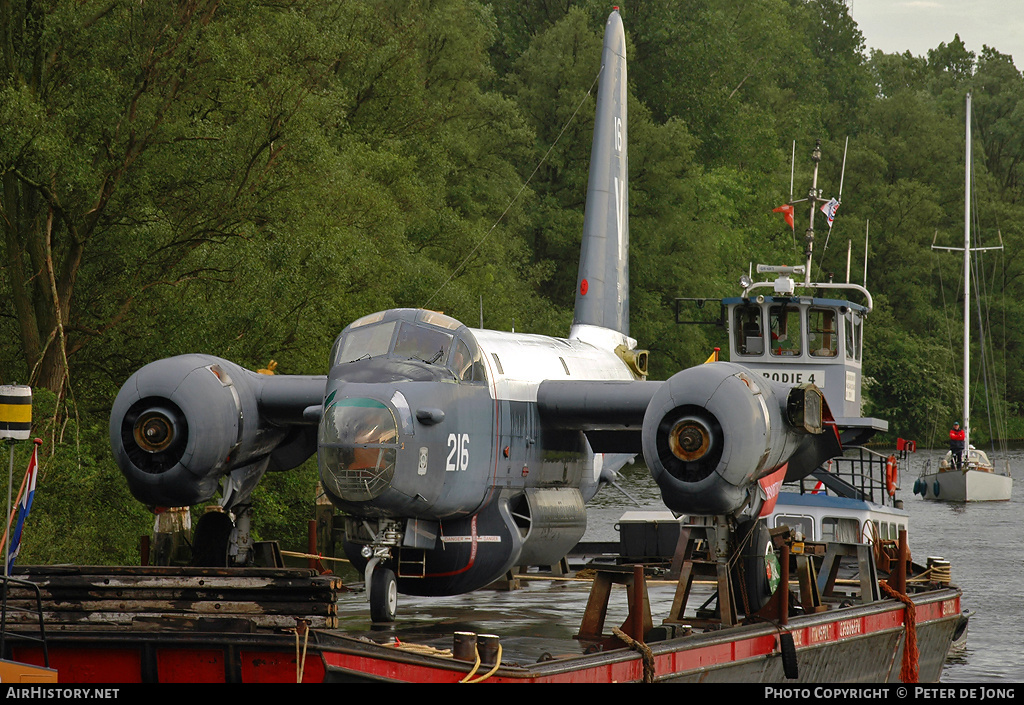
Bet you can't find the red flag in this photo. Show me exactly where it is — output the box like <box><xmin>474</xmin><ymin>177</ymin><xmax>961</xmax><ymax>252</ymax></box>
<box><xmin>773</xmin><ymin>204</ymin><xmax>794</xmax><ymax>230</ymax></box>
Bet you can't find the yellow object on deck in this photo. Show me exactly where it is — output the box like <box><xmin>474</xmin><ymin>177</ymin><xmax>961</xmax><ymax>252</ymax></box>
<box><xmin>0</xmin><ymin>658</ymin><xmax>58</xmax><ymax>683</ymax></box>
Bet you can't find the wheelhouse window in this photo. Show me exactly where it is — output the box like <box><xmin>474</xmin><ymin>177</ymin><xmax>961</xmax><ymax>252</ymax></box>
<box><xmin>734</xmin><ymin>305</ymin><xmax>764</xmax><ymax>356</ymax></box>
<box><xmin>822</xmin><ymin>516</ymin><xmax>859</xmax><ymax>543</ymax></box>
<box><xmin>773</xmin><ymin>514</ymin><xmax>813</xmax><ymax>541</ymax></box>
<box><xmin>769</xmin><ymin>305</ymin><xmax>802</xmax><ymax>357</ymax></box>
<box><xmin>808</xmin><ymin>308</ymin><xmax>838</xmax><ymax>357</ymax></box>
<box><xmin>845</xmin><ymin>313</ymin><xmax>862</xmax><ymax>361</ymax></box>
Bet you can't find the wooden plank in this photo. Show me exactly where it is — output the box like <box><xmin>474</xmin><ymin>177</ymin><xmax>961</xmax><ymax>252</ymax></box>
<box><xmin>3</xmin><ymin>586</ymin><xmax>342</xmax><ymax>603</ymax></box>
<box><xmin>1</xmin><ymin>599</ymin><xmax>337</xmax><ymax>616</ymax></box>
<box><xmin>0</xmin><ymin>610</ymin><xmax>337</xmax><ymax>629</ymax></box>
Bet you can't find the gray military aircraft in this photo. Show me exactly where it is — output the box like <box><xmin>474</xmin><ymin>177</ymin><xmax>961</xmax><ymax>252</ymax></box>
<box><xmin>110</xmin><ymin>9</ymin><xmax>844</xmax><ymax>622</ymax></box>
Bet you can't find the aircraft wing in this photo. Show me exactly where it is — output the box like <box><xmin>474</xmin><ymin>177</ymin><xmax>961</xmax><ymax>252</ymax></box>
<box><xmin>537</xmin><ymin>362</ymin><xmax>844</xmax><ymax>516</ymax></box>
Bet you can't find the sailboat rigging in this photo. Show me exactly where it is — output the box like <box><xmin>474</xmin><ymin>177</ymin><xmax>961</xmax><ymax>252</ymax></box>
<box><xmin>916</xmin><ymin>92</ymin><xmax>1013</xmax><ymax>502</ymax></box>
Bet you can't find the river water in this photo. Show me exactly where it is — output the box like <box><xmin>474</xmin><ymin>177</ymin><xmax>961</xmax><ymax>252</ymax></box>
<box><xmin>584</xmin><ymin>448</ymin><xmax>1024</xmax><ymax>683</ymax></box>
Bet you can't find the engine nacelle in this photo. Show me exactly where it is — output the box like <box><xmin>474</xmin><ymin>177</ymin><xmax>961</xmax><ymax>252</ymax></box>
<box><xmin>110</xmin><ymin>354</ymin><xmax>324</xmax><ymax>507</ymax></box>
<box><xmin>641</xmin><ymin>362</ymin><xmax>838</xmax><ymax>517</ymax></box>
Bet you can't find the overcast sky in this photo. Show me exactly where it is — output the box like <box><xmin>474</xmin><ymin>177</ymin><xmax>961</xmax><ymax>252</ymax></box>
<box><xmin>847</xmin><ymin>0</ymin><xmax>1024</xmax><ymax>66</ymax></box>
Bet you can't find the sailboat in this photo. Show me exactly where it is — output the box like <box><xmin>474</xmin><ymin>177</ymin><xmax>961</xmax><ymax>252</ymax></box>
<box><xmin>916</xmin><ymin>93</ymin><xmax>1013</xmax><ymax>502</ymax></box>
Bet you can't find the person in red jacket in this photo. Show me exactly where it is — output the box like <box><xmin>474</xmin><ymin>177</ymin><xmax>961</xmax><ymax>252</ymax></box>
<box><xmin>949</xmin><ymin>421</ymin><xmax>966</xmax><ymax>470</ymax></box>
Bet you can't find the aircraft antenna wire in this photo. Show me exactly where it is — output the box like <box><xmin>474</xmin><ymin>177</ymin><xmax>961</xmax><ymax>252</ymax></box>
<box><xmin>421</xmin><ymin>66</ymin><xmax>604</xmax><ymax>311</ymax></box>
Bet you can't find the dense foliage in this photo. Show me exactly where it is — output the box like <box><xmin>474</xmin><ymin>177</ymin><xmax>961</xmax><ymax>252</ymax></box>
<box><xmin>3</xmin><ymin>0</ymin><xmax>1023</xmax><ymax>563</ymax></box>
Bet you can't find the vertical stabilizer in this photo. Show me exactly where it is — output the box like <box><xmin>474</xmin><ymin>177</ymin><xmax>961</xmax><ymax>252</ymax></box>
<box><xmin>570</xmin><ymin>9</ymin><xmax>630</xmax><ymax>347</ymax></box>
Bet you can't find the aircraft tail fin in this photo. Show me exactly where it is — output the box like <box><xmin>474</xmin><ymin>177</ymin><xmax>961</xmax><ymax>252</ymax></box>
<box><xmin>570</xmin><ymin>10</ymin><xmax>630</xmax><ymax>346</ymax></box>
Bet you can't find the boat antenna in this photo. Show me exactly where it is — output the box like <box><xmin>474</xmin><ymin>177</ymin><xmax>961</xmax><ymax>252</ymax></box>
<box><xmin>846</xmin><ymin>239</ymin><xmax>852</xmax><ymax>283</ymax></box>
<box><xmin>838</xmin><ymin>136</ymin><xmax>849</xmax><ymax>200</ymax></box>
<box><xmin>862</xmin><ymin>220</ymin><xmax>869</xmax><ymax>288</ymax></box>
<box><xmin>821</xmin><ymin>137</ymin><xmax>849</xmax><ymax>257</ymax></box>
<box><xmin>801</xmin><ymin>140</ymin><xmax>820</xmax><ymax>284</ymax></box>
<box><xmin>789</xmin><ymin>140</ymin><xmax>795</xmax><ymax>203</ymax></box>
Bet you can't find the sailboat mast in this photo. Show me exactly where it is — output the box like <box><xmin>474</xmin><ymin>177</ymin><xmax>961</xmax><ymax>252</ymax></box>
<box><xmin>963</xmin><ymin>93</ymin><xmax>972</xmax><ymax>452</ymax></box>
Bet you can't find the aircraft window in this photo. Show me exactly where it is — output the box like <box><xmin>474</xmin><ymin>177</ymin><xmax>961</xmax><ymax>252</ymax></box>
<box><xmin>452</xmin><ymin>339</ymin><xmax>473</xmax><ymax>381</ymax></box>
<box><xmin>450</xmin><ymin>338</ymin><xmax>488</xmax><ymax>383</ymax></box>
<box><xmin>348</xmin><ymin>311</ymin><xmax>387</xmax><ymax>329</ymax></box>
<box><xmin>389</xmin><ymin>391</ymin><xmax>414</xmax><ymax>433</ymax></box>
<box><xmin>417</xmin><ymin>310</ymin><xmax>463</xmax><ymax>331</ymax></box>
<box><xmin>808</xmin><ymin>308</ymin><xmax>838</xmax><ymax>357</ymax></box>
<box><xmin>393</xmin><ymin>322</ymin><xmax>453</xmax><ymax>364</ymax></box>
<box><xmin>318</xmin><ymin>398</ymin><xmax>398</xmax><ymax>502</ymax></box>
<box><xmin>333</xmin><ymin>321</ymin><xmax>398</xmax><ymax>365</ymax></box>
<box><xmin>734</xmin><ymin>305</ymin><xmax>764</xmax><ymax>356</ymax></box>
<box><xmin>769</xmin><ymin>305</ymin><xmax>802</xmax><ymax>357</ymax></box>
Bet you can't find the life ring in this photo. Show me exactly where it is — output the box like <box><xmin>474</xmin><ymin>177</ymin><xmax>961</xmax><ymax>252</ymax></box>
<box><xmin>886</xmin><ymin>455</ymin><xmax>899</xmax><ymax>496</ymax></box>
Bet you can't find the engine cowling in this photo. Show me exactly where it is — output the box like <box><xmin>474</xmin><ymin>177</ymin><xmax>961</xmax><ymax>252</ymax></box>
<box><xmin>110</xmin><ymin>354</ymin><xmax>324</xmax><ymax>507</ymax></box>
<box><xmin>641</xmin><ymin>362</ymin><xmax>838</xmax><ymax>517</ymax></box>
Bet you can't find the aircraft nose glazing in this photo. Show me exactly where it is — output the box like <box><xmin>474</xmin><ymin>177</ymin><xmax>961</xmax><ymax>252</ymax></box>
<box><xmin>318</xmin><ymin>397</ymin><xmax>399</xmax><ymax>502</ymax></box>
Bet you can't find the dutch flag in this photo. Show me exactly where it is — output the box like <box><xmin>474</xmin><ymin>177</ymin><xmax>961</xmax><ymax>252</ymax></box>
<box><xmin>820</xmin><ymin>197</ymin><xmax>840</xmax><ymax>229</ymax></box>
<box><xmin>8</xmin><ymin>439</ymin><xmax>40</xmax><ymax>572</ymax></box>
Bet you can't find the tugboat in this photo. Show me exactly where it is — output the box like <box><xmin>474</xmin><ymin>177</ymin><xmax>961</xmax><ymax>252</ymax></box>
<box><xmin>681</xmin><ymin>136</ymin><xmax>913</xmax><ymax>549</ymax></box>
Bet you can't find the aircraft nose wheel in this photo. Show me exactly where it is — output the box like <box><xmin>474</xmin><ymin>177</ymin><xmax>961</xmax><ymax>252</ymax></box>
<box><xmin>369</xmin><ymin>566</ymin><xmax>398</xmax><ymax>623</ymax></box>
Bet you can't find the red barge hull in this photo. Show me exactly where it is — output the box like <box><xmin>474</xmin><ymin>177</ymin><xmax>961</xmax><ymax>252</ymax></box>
<box><xmin>6</xmin><ymin>587</ymin><xmax>961</xmax><ymax>683</ymax></box>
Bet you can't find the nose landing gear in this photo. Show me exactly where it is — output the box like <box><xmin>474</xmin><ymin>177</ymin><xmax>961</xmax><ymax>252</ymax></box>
<box><xmin>363</xmin><ymin>547</ymin><xmax>398</xmax><ymax>623</ymax></box>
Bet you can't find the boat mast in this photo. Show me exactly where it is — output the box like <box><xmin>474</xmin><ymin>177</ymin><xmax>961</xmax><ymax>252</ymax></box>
<box><xmin>963</xmin><ymin>92</ymin><xmax>971</xmax><ymax>453</ymax></box>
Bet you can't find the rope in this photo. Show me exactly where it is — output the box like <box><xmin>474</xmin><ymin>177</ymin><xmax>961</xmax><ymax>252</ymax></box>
<box><xmin>385</xmin><ymin>640</ymin><xmax>453</xmax><ymax>658</ymax></box>
<box><xmin>293</xmin><ymin>621</ymin><xmax>310</xmax><ymax>683</ymax></box>
<box><xmin>458</xmin><ymin>644</ymin><xmax>503</xmax><ymax>683</ymax></box>
<box><xmin>879</xmin><ymin>581</ymin><xmax>919</xmax><ymax>683</ymax></box>
<box><xmin>612</xmin><ymin>627</ymin><xmax>656</xmax><ymax>683</ymax></box>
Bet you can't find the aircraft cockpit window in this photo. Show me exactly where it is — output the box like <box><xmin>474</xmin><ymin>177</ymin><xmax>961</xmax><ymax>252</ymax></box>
<box><xmin>734</xmin><ymin>305</ymin><xmax>764</xmax><ymax>356</ymax></box>
<box><xmin>451</xmin><ymin>337</ymin><xmax>488</xmax><ymax>383</ymax></box>
<box><xmin>333</xmin><ymin>321</ymin><xmax>398</xmax><ymax>366</ymax></box>
<box><xmin>393</xmin><ymin>322</ymin><xmax>453</xmax><ymax>365</ymax></box>
<box><xmin>417</xmin><ymin>310</ymin><xmax>463</xmax><ymax>331</ymax></box>
<box><xmin>769</xmin><ymin>305</ymin><xmax>802</xmax><ymax>357</ymax></box>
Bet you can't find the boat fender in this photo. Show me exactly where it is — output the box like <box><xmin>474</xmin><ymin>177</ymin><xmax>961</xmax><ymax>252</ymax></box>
<box><xmin>886</xmin><ymin>455</ymin><xmax>899</xmax><ymax>496</ymax></box>
<box><xmin>913</xmin><ymin>478</ymin><xmax>924</xmax><ymax>496</ymax></box>
<box><xmin>779</xmin><ymin>631</ymin><xmax>798</xmax><ymax>680</ymax></box>
<box><xmin>933</xmin><ymin>480</ymin><xmax>941</xmax><ymax>497</ymax></box>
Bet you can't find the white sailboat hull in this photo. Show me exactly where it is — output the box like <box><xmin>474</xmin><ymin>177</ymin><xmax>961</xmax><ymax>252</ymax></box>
<box><xmin>918</xmin><ymin>468</ymin><xmax>1013</xmax><ymax>502</ymax></box>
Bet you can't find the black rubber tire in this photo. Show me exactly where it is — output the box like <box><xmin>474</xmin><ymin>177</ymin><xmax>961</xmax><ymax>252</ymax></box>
<box><xmin>369</xmin><ymin>566</ymin><xmax>398</xmax><ymax>623</ymax></box>
<box><xmin>733</xmin><ymin>518</ymin><xmax>776</xmax><ymax>614</ymax></box>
